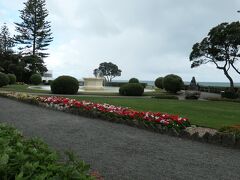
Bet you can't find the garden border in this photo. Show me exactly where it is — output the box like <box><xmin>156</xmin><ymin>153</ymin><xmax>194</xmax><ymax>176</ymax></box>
<box><xmin>0</xmin><ymin>91</ymin><xmax>239</xmax><ymax>150</ymax></box>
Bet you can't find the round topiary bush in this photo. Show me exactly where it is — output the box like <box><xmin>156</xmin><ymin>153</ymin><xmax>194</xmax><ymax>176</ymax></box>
<box><xmin>51</xmin><ymin>75</ymin><xmax>79</xmax><ymax>94</ymax></box>
<box><xmin>163</xmin><ymin>74</ymin><xmax>184</xmax><ymax>93</ymax></box>
<box><xmin>129</xmin><ymin>78</ymin><xmax>139</xmax><ymax>83</ymax></box>
<box><xmin>30</xmin><ymin>74</ymin><xmax>42</xmax><ymax>85</ymax></box>
<box><xmin>7</xmin><ymin>74</ymin><xmax>16</xmax><ymax>84</ymax></box>
<box><xmin>0</xmin><ymin>73</ymin><xmax>9</xmax><ymax>87</ymax></box>
<box><xmin>154</xmin><ymin>77</ymin><xmax>164</xmax><ymax>89</ymax></box>
<box><xmin>119</xmin><ymin>83</ymin><xmax>144</xmax><ymax>96</ymax></box>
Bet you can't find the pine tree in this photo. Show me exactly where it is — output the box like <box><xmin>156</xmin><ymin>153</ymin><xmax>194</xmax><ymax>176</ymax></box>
<box><xmin>15</xmin><ymin>0</ymin><xmax>53</xmax><ymax>58</ymax></box>
<box><xmin>0</xmin><ymin>23</ymin><xmax>14</xmax><ymax>54</ymax></box>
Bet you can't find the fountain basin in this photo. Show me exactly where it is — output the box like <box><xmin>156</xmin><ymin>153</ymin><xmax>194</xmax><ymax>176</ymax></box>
<box><xmin>83</xmin><ymin>77</ymin><xmax>104</xmax><ymax>90</ymax></box>
<box><xmin>29</xmin><ymin>85</ymin><xmax>154</xmax><ymax>93</ymax></box>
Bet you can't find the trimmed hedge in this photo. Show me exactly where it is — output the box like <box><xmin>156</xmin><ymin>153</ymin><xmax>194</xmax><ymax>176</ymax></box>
<box><xmin>154</xmin><ymin>77</ymin><xmax>164</xmax><ymax>89</ymax></box>
<box><xmin>0</xmin><ymin>73</ymin><xmax>9</xmax><ymax>87</ymax></box>
<box><xmin>163</xmin><ymin>74</ymin><xmax>184</xmax><ymax>93</ymax></box>
<box><xmin>0</xmin><ymin>124</ymin><xmax>92</xmax><ymax>179</ymax></box>
<box><xmin>106</xmin><ymin>82</ymin><xmax>147</xmax><ymax>88</ymax></box>
<box><xmin>51</xmin><ymin>75</ymin><xmax>79</xmax><ymax>94</ymax></box>
<box><xmin>30</xmin><ymin>74</ymin><xmax>42</xmax><ymax>85</ymax></box>
<box><xmin>7</xmin><ymin>74</ymin><xmax>16</xmax><ymax>84</ymax></box>
<box><xmin>119</xmin><ymin>83</ymin><xmax>144</xmax><ymax>96</ymax></box>
<box><xmin>129</xmin><ymin>78</ymin><xmax>139</xmax><ymax>83</ymax></box>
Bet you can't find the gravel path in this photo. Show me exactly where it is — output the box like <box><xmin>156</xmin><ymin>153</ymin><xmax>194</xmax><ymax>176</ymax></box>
<box><xmin>0</xmin><ymin>97</ymin><xmax>239</xmax><ymax>180</ymax></box>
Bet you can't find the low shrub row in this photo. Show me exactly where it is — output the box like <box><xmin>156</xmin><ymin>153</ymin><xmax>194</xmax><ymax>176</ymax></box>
<box><xmin>0</xmin><ymin>124</ymin><xmax>93</xmax><ymax>179</ymax></box>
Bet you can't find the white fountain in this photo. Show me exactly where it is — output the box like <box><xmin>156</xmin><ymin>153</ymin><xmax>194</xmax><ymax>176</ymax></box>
<box><xmin>83</xmin><ymin>70</ymin><xmax>104</xmax><ymax>90</ymax></box>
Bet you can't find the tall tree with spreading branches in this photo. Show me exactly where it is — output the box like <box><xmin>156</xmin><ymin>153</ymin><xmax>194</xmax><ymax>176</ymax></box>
<box><xmin>15</xmin><ymin>0</ymin><xmax>53</xmax><ymax>58</ymax></box>
<box><xmin>190</xmin><ymin>21</ymin><xmax>240</xmax><ymax>90</ymax></box>
<box><xmin>94</xmin><ymin>62</ymin><xmax>122</xmax><ymax>82</ymax></box>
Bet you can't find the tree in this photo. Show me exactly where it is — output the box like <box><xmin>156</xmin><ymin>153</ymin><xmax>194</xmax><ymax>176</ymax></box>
<box><xmin>15</xmin><ymin>0</ymin><xmax>53</xmax><ymax>58</ymax></box>
<box><xmin>94</xmin><ymin>62</ymin><xmax>121</xmax><ymax>82</ymax></box>
<box><xmin>0</xmin><ymin>23</ymin><xmax>14</xmax><ymax>54</ymax></box>
<box><xmin>190</xmin><ymin>22</ymin><xmax>240</xmax><ymax>90</ymax></box>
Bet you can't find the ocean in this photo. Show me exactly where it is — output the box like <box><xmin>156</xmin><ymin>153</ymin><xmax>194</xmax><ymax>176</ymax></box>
<box><xmin>113</xmin><ymin>80</ymin><xmax>240</xmax><ymax>87</ymax></box>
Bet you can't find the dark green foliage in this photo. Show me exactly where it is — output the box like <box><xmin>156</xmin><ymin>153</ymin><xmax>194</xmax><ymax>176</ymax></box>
<box><xmin>221</xmin><ymin>89</ymin><xmax>239</xmax><ymax>99</ymax></box>
<box><xmin>7</xmin><ymin>74</ymin><xmax>16</xmax><ymax>84</ymax></box>
<box><xmin>154</xmin><ymin>77</ymin><xmax>163</xmax><ymax>89</ymax></box>
<box><xmin>129</xmin><ymin>78</ymin><xmax>139</xmax><ymax>83</ymax></box>
<box><xmin>94</xmin><ymin>62</ymin><xmax>122</xmax><ymax>82</ymax></box>
<box><xmin>51</xmin><ymin>76</ymin><xmax>79</xmax><ymax>94</ymax></box>
<box><xmin>30</xmin><ymin>74</ymin><xmax>42</xmax><ymax>85</ymax></box>
<box><xmin>106</xmin><ymin>82</ymin><xmax>147</xmax><ymax>88</ymax></box>
<box><xmin>0</xmin><ymin>73</ymin><xmax>9</xmax><ymax>87</ymax></box>
<box><xmin>190</xmin><ymin>22</ymin><xmax>240</xmax><ymax>90</ymax></box>
<box><xmin>163</xmin><ymin>74</ymin><xmax>184</xmax><ymax>93</ymax></box>
<box><xmin>15</xmin><ymin>0</ymin><xmax>53</xmax><ymax>58</ymax></box>
<box><xmin>0</xmin><ymin>124</ymin><xmax>93</xmax><ymax>179</ymax></box>
<box><xmin>119</xmin><ymin>83</ymin><xmax>144</xmax><ymax>96</ymax></box>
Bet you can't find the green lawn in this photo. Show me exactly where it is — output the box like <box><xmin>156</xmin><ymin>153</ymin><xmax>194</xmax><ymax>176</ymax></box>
<box><xmin>67</xmin><ymin>96</ymin><xmax>240</xmax><ymax>129</ymax></box>
<box><xmin>0</xmin><ymin>84</ymin><xmax>50</xmax><ymax>93</ymax></box>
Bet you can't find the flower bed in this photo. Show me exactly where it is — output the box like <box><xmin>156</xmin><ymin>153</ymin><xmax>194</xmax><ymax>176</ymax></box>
<box><xmin>36</xmin><ymin>96</ymin><xmax>190</xmax><ymax>131</ymax></box>
<box><xmin>0</xmin><ymin>92</ymin><xmax>190</xmax><ymax>132</ymax></box>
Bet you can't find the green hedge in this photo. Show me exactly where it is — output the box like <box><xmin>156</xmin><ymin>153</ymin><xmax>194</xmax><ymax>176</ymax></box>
<box><xmin>129</xmin><ymin>78</ymin><xmax>139</xmax><ymax>83</ymax></box>
<box><xmin>0</xmin><ymin>73</ymin><xmax>9</xmax><ymax>87</ymax></box>
<box><xmin>7</xmin><ymin>74</ymin><xmax>16</xmax><ymax>84</ymax></box>
<box><xmin>51</xmin><ymin>76</ymin><xmax>79</xmax><ymax>94</ymax></box>
<box><xmin>119</xmin><ymin>83</ymin><xmax>144</xmax><ymax>96</ymax></box>
<box><xmin>106</xmin><ymin>82</ymin><xmax>147</xmax><ymax>88</ymax></box>
<box><xmin>154</xmin><ymin>77</ymin><xmax>164</xmax><ymax>89</ymax></box>
<box><xmin>30</xmin><ymin>74</ymin><xmax>42</xmax><ymax>85</ymax></box>
<box><xmin>163</xmin><ymin>74</ymin><xmax>184</xmax><ymax>93</ymax></box>
<box><xmin>0</xmin><ymin>124</ymin><xmax>93</xmax><ymax>179</ymax></box>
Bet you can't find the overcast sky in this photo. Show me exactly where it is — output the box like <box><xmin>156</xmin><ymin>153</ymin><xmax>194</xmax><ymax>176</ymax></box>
<box><xmin>1</xmin><ymin>0</ymin><xmax>240</xmax><ymax>82</ymax></box>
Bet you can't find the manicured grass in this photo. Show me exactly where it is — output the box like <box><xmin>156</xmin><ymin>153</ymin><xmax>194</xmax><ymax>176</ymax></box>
<box><xmin>67</xmin><ymin>96</ymin><xmax>240</xmax><ymax>129</ymax></box>
<box><xmin>0</xmin><ymin>84</ymin><xmax>49</xmax><ymax>93</ymax></box>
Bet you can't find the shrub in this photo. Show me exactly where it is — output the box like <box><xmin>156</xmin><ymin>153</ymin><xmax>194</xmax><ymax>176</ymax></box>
<box><xmin>0</xmin><ymin>124</ymin><xmax>92</xmax><ymax>179</ymax></box>
<box><xmin>30</xmin><ymin>74</ymin><xmax>42</xmax><ymax>85</ymax></box>
<box><xmin>129</xmin><ymin>78</ymin><xmax>139</xmax><ymax>83</ymax></box>
<box><xmin>51</xmin><ymin>75</ymin><xmax>79</xmax><ymax>94</ymax></box>
<box><xmin>0</xmin><ymin>73</ymin><xmax>9</xmax><ymax>87</ymax></box>
<box><xmin>154</xmin><ymin>77</ymin><xmax>164</xmax><ymax>89</ymax></box>
<box><xmin>221</xmin><ymin>89</ymin><xmax>238</xmax><ymax>99</ymax></box>
<box><xmin>163</xmin><ymin>74</ymin><xmax>184</xmax><ymax>93</ymax></box>
<box><xmin>7</xmin><ymin>74</ymin><xmax>16</xmax><ymax>84</ymax></box>
<box><xmin>119</xmin><ymin>83</ymin><xmax>144</xmax><ymax>96</ymax></box>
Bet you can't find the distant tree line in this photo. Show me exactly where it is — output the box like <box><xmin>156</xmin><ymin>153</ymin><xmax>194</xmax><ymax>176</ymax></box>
<box><xmin>0</xmin><ymin>0</ymin><xmax>53</xmax><ymax>83</ymax></box>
